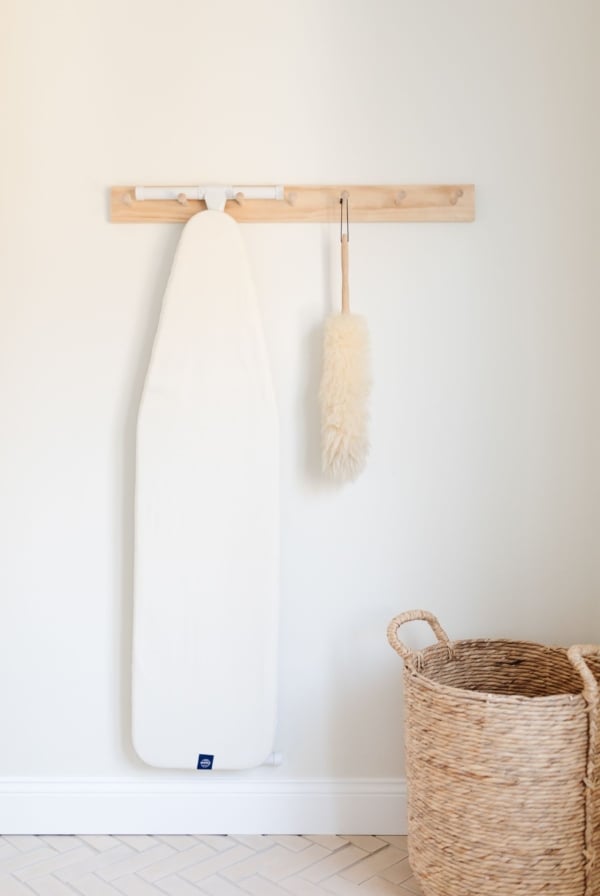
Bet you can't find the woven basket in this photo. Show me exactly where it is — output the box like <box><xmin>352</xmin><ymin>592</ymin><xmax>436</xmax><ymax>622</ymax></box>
<box><xmin>387</xmin><ymin>609</ymin><xmax>600</xmax><ymax>896</ymax></box>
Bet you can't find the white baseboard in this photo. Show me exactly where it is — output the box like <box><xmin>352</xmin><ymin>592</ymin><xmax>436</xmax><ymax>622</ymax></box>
<box><xmin>0</xmin><ymin>777</ymin><xmax>407</xmax><ymax>835</ymax></box>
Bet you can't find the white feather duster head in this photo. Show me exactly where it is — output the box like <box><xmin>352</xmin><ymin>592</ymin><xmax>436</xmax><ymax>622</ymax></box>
<box><xmin>319</xmin><ymin>312</ymin><xmax>371</xmax><ymax>482</ymax></box>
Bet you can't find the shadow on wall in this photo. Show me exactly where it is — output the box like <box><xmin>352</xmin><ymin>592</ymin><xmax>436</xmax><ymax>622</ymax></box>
<box><xmin>117</xmin><ymin>225</ymin><xmax>183</xmax><ymax>770</ymax></box>
<box><xmin>301</xmin><ymin>223</ymin><xmax>343</xmax><ymax>488</ymax></box>
<box><xmin>325</xmin><ymin>619</ymin><xmax>406</xmax><ymax>779</ymax></box>
<box><xmin>302</xmin><ymin>321</ymin><xmax>327</xmax><ymax>484</ymax></box>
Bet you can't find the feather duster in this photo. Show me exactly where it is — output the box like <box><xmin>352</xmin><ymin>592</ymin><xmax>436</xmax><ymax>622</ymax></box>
<box><xmin>320</xmin><ymin>310</ymin><xmax>370</xmax><ymax>481</ymax></box>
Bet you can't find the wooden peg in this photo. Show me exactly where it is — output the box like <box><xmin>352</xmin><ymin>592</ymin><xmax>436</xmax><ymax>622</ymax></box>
<box><xmin>122</xmin><ymin>191</ymin><xmax>133</xmax><ymax>206</ymax></box>
<box><xmin>395</xmin><ymin>190</ymin><xmax>407</xmax><ymax>205</ymax></box>
<box><xmin>234</xmin><ymin>192</ymin><xmax>245</xmax><ymax>206</ymax></box>
<box><xmin>450</xmin><ymin>188</ymin><xmax>464</xmax><ymax>206</ymax></box>
<box><xmin>286</xmin><ymin>191</ymin><xmax>298</xmax><ymax>207</ymax></box>
<box><xmin>176</xmin><ymin>193</ymin><xmax>189</xmax><ymax>206</ymax></box>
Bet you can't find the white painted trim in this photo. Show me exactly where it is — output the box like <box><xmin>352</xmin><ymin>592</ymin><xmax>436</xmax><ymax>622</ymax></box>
<box><xmin>0</xmin><ymin>777</ymin><xmax>407</xmax><ymax>835</ymax></box>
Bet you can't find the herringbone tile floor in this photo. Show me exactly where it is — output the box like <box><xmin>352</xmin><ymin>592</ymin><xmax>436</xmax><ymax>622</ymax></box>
<box><xmin>0</xmin><ymin>835</ymin><xmax>422</xmax><ymax>895</ymax></box>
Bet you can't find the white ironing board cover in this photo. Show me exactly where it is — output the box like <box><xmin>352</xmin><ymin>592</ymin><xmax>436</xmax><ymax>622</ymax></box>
<box><xmin>132</xmin><ymin>210</ymin><xmax>279</xmax><ymax>770</ymax></box>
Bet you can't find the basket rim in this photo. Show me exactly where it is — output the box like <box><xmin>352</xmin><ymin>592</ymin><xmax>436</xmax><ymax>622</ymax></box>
<box><xmin>405</xmin><ymin>637</ymin><xmax>589</xmax><ymax>706</ymax></box>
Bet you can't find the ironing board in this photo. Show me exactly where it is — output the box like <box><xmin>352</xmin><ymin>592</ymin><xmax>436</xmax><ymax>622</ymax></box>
<box><xmin>132</xmin><ymin>210</ymin><xmax>279</xmax><ymax>770</ymax></box>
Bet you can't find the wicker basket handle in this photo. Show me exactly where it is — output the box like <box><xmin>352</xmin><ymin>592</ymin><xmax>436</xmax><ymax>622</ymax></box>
<box><xmin>567</xmin><ymin>645</ymin><xmax>600</xmax><ymax>893</ymax></box>
<box><xmin>387</xmin><ymin>610</ymin><xmax>452</xmax><ymax>668</ymax></box>
<box><xmin>568</xmin><ymin>644</ymin><xmax>600</xmax><ymax>708</ymax></box>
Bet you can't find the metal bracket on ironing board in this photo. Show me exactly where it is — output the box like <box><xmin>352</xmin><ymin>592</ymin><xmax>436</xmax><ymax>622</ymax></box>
<box><xmin>133</xmin><ymin>184</ymin><xmax>285</xmax><ymax>212</ymax></box>
<box><xmin>203</xmin><ymin>188</ymin><xmax>228</xmax><ymax>212</ymax></box>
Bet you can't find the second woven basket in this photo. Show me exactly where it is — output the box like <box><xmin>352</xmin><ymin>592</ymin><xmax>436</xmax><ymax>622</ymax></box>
<box><xmin>387</xmin><ymin>609</ymin><xmax>600</xmax><ymax>896</ymax></box>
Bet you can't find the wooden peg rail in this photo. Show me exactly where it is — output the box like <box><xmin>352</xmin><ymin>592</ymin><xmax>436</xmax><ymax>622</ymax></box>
<box><xmin>110</xmin><ymin>184</ymin><xmax>475</xmax><ymax>224</ymax></box>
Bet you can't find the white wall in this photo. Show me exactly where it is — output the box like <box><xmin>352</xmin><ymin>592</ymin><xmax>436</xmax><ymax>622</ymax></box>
<box><xmin>593</xmin><ymin>0</ymin><xmax>600</xmax><ymax>637</ymax></box>
<box><xmin>0</xmin><ymin>0</ymin><xmax>598</xmax><ymax>831</ymax></box>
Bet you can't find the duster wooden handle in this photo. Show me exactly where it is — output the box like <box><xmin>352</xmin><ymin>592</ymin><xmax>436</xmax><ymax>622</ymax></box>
<box><xmin>341</xmin><ymin>234</ymin><xmax>349</xmax><ymax>313</ymax></box>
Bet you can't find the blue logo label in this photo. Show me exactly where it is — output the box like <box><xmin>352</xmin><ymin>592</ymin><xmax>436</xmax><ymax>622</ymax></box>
<box><xmin>197</xmin><ymin>754</ymin><xmax>214</xmax><ymax>770</ymax></box>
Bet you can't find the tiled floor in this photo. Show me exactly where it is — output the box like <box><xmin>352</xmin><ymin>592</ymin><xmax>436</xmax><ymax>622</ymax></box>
<box><xmin>0</xmin><ymin>835</ymin><xmax>422</xmax><ymax>895</ymax></box>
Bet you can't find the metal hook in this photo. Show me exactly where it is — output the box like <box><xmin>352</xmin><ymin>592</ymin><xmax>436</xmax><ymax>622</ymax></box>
<box><xmin>340</xmin><ymin>191</ymin><xmax>349</xmax><ymax>242</ymax></box>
